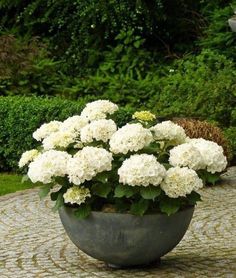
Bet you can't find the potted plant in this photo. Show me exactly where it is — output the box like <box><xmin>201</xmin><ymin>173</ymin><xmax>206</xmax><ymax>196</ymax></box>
<box><xmin>19</xmin><ymin>100</ymin><xmax>227</xmax><ymax>268</ymax></box>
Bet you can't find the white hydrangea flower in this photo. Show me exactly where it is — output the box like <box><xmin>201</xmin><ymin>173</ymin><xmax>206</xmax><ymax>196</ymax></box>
<box><xmin>19</xmin><ymin>149</ymin><xmax>40</xmax><ymax>168</ymax></box>
<box><xmin>60</xmin><ymin>115</ymin><xmax>88</xmax><ymax>133</ymax></box>
<box><xmin>169</xmin><ymin>143</ymin><xmax>204</xmax><ymax>170</ymax></box>
<box><xmin>63</xmin><ymin>186</ymin><xmax>91</xmax><ymax>205</ymax></box>
<box><xmin>67</xmin><ymin>147</ymin><xmax>113</xmax><ymax>185</ymax></box>
<box><xmin>33</xmin><ymin>121</ymin><xmax>62</xmax><ymax>141</ymax></box>
<box><xmin>161</xmin><ymin>167</ymin><xmax>203</xmax><ymax>198</ymax></box>
<box><xmin>109</xmin><ymin>123</ymin><xmax>153</xmax><ymax>154</ymax></box>
<box><xmin>188</xmin><ymin>138</ymin><xmax>227</xmax><ymax>173</ymax></box>
<box><xmin>27</xmin><ymin>150</ymin><xmax>71</xmax><ymax>184</ymax></box>
<box><xmin>81</xmin><ymin>100</ymin><xmax>118</xmax><ymax>121</ymax></box>
<box><xmin>80</xmin><ymin>119</ymin><xmax>117</xmax><ymax>143</ymax></box>
<box><xmin>150</xmin><ymin>121</ymin><xmax>186</xmax><ymax>145</ymax></box>
<box><xmin>118</xmin><ymin>154</ymin><xmax>166</xmax><ymax>187</ymax></box>
<box><xmin>42</xmin><ymin>131</ymin><xmax>78</xmax><ymax>150</ymax></box>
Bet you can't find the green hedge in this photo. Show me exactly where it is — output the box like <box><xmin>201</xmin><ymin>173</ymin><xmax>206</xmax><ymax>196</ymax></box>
<box><xmin>0</xmin><ymin>96</ymin><xmax>134</xmax><ymax>172</ymax></box>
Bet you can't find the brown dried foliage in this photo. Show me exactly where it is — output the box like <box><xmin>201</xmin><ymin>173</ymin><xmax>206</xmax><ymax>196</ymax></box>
<box><xmin>0</xmin><ymin>35</ymin><xmax>45</xmax><ymax>78</ymax></box>
<box><xmin>173</xmin><ymin>118</ymin><xmax>232</xmax><ymax>161</ymax></box>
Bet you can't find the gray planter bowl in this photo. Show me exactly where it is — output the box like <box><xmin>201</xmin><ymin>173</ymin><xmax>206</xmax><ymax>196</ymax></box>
<box><xmin>59</xmin><ymin>206</ymin><xmax>194</xmax><ymax>268</ymax></box>
<box><xmin>228</xmin><ymin>17</ymin><xmax>236</xmax><ymax>32</ymax></box>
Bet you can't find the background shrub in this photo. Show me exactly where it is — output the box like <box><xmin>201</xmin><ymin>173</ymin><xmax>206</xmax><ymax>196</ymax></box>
<box><xmin>63</xmin><ymin>50</ymin><xmax>236</xmax><ymax>127</ymax></box>
<box><xmin>199</xmin><ymin>5</ymin><xmax>236</xmax><ymax>60</ymax></box>
<box><xmin>0</xmin><ymin>0</ymin><xmax>232</xmax><ymax>74</ymax></box>
<box><xmin>0</xmin><ymin>35</ymin><xmax>65</xmax><ymax>96</ymax></box>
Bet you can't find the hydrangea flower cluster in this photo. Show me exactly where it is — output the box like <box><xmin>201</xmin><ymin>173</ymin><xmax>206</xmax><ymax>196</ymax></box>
<box><xmin>27</xmin><ymin>150</ymin><xmax>71</xmax><ymax>184</ymax></box>
<box><xmin>118</xmin><ymin>154</ymin><xmax>166</xmax><ymax>187</ymax></box>
<box><xmin>109</xmin><ymin>123</ymin><xmax>153</xmax><ymax>154</ymax></box>
<box><xmin>80</xmin><ymin>119</ymin><xmax>117</xmax><ymax>143</ymax></box>
<box><xmin>18</xmin><ymin>149</ymin><xmax>39</xmax><ymax>168</ymax></box>
<box><xmin>67</xmin><ymin>146</ymin><xmax>113</xmax><ymax>185</ymax></box>
<box><xmin>33</xmin><ymin>121</ymin><xmax>61</xmax><ymax>141</ymax></box>
<box><xmin>161</xmin><ymin>167</ymin><xmax>203</xmax><ymax>198</ymax></box>
<box><xmin>81</xmin><ymin>100</ymin><xmax>118</xmax><ymax>121</ymax></box>
<box><xmin>132</xmin><ymin>111</ymin><xmax>156</xmax><ymax>122</ymax></box>
<box><xmin>169</xmin><ymin>139</ymin><xmax>227</xmax><ymax>173</ymax></box>
<box><xmin>42</xmin><ymin>131</ymin><xmax>77</xmax><ymax>150</ymax></box>
<box><xmin>63</xmin><ymin>186</ymin><xmax>91</xmax><ymax>205</ymax></box>
<box><xmin>20</xmin><ymin>100</ymin><xmax>227</xmax><ymax>217</ymax></box>
<box><xmin>151</xmin><ymin>121</ymin><xmax>186</xmax><ymax>145</ymax></box>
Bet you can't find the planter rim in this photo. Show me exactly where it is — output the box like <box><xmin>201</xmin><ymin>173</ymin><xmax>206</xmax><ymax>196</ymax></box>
<box><xmin>62</xmin><ymin>204</ymin><xmax>194</xmax><ymax>217</ymax></box>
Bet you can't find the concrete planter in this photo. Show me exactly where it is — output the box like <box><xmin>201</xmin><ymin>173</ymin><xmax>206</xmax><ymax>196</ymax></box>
<box><xmin>228</xmin><ymin>17</ymin><xmax>236</xmax><ymax>32</ymax></box>
<box><xmin>59</xmin><ymin>206</ymin><xmax>194</xmax><ymax>268</ymax></box>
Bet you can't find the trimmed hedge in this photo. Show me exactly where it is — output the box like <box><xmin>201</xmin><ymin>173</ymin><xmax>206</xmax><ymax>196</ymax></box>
<box><xmin>0</xmin><ymin>96</ymin><xmax>134</xmax><ymax>172</ymax></box>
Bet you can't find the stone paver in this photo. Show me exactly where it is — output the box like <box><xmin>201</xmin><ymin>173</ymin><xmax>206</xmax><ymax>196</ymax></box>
<box><xmin>0</xmin><ymin>168</ymin><xmax>236</xmax><ymax>278</ymax></box>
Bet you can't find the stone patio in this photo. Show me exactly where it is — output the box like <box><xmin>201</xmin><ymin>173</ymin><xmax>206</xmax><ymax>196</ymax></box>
<box><xmin>0</xmin><ymin>168</ymin><xmax>236</xmax><ymax>277</ymax></box>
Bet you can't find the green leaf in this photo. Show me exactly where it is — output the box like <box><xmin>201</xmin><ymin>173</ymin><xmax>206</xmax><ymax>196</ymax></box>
<box><xmin>205</xmin><ymin>172</ymin><xmax>221</xmax><ymax>185</ymax></box>
<box><xmin>197</xmin><ymin>170</ymin><xmax>221</xmax><ymax>186</ymax></box>
<box><xmin>94</xmin><ymin>172</ymin><xmax>109</xmax><ymax>183</ymax></box>
<box><xmin>130</xmin><ymin>199</ymin><xmax>149</xmax><ymax>216</ymax></box>
<box><xmin>160</xmin><ymin>198</ymin><xmax>181</xmax><ymax>216</ymax></box>
<box><xmin>134</xmin><ymin>40</ymin><xmax>141</xmax><ymax>48</ymax></box>
<box><xmin>114</xmin><ymin>184</ymin><xmax>136</xmax><ymax>198</ymax></box>
<box><xmin>140</xmin><ymin>186</ymin><xmax>161</xmax><ymax>200</ymax></box>
<box><xmin>54</xmin><ymin>176</ymin><xmax>70</xmax><ymax>187</ymax></box>
<box><xmin>39</xmin><ymin>184</ymin><xmax>52</xmax><ymax>200</ymax></box>
<box><xmin>187</xmin><ymin>191</ymin><xmax>201</xmax><ymax>205</ymax></box>
<box><xmin>114</xmin><ymin>199</ymin><xmax>130</xmax><ymax>213</ymax></box>
<box><xmin>74</xmin><ymin>204</ymin><xmax>91</xmax><ymax>219</ymax></box>
<box><xmin>52</xmin><ymin>193</ymin><xmax>64</xmax><ymax>212</ymax></box>
<box><xmin>91</xmin><ymin>182</ymin><xmax>111</xmax><ymax>198</ymax></box>
<box><xmin>162</xmin><ymin>163</ymin><xmax>172</xmax><ymax>170</ymax></box>
<box><xmin>50</xmin><ymin>191</ymin><xmax>59</xmax><ymax>201</ymax></box>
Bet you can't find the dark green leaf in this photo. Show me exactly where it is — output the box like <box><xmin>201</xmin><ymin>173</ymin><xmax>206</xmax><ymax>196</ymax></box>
<box><xmin>114</xmin><ymin>184</ymin><xmax>136</xmax><ymax>198</ymax></box>
<box><xmin>197</xmin><ymin>170</ymin><xmax>221</xmax><ymax>186</ymax></box>
<box><xmin>130</xmin><ymin>199</ymin><xmax>149</xmax><ymax>216</ymax></box>
<box><xmin>74</xmin><ymin>204</ymin><xmax>91</xmax><ymax>219</ymax></box>
<box><xmin>160</xmin><ymin>198</ymin><xmax>181</xmax><ymax>216</ymax></box>
<box><xmin>52</xmin><ymin>193</ymin><xmax>64</xmax><ymax>212</ymax></box>
<box><xmin>54</xmin><ymin>176</ymin><xmax>70</xmax><ymax>187</ymax></box>
<box><xmin>91</xmin><ymin>182</ymin><xmax>111</xmax><ymax>198</ymax></box>
<box><xmin>50</xmin><ymin>191</ymin><xmax>59</xmax><ymax>201</ymax></box>
<box><xmin>94</xmin><ymin>172</ymin><xmax>109</xmax><ymax>184</ymax></box>
<box><xmin>162</xmin><ymin>163</ymin><xmax>172</xmax><ymax>170</ymax></box>
<box><xmin>114</xmin><ymin>199</ymin><xmax>130</xmax><ymax>213</ymax></box>
<box><xmin>39</xmin><ymin>184</ymin><xmax>52</xmax><ymax>200</ymax></box>
<box><xmin>140</xmin><ymin>186</ymin><xmax>161</xmax><ymax>200</ymax></box>
<box><xmin>187</xmin><ymin>191</ymin><xmax>201</xmax><ymax>205</ymax></box>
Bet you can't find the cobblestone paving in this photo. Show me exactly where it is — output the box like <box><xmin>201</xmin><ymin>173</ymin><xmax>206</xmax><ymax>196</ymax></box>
<box><xmin>0</xmin><ymin>168</ymin><xmax>236</xmax><ymax>278</ymax></box>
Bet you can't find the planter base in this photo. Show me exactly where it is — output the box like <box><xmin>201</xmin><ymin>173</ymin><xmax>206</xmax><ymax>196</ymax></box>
<box><xmin>107</xmin><ymin>258</ymin><xmax>161</xmax><ymax>269</ymax></box>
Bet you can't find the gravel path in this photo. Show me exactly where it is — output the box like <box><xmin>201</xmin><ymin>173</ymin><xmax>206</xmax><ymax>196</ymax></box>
<box><xmin>0</xmin><ymin>168</ymin><xmax>236</xmax><ymax>277</ymax></box>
